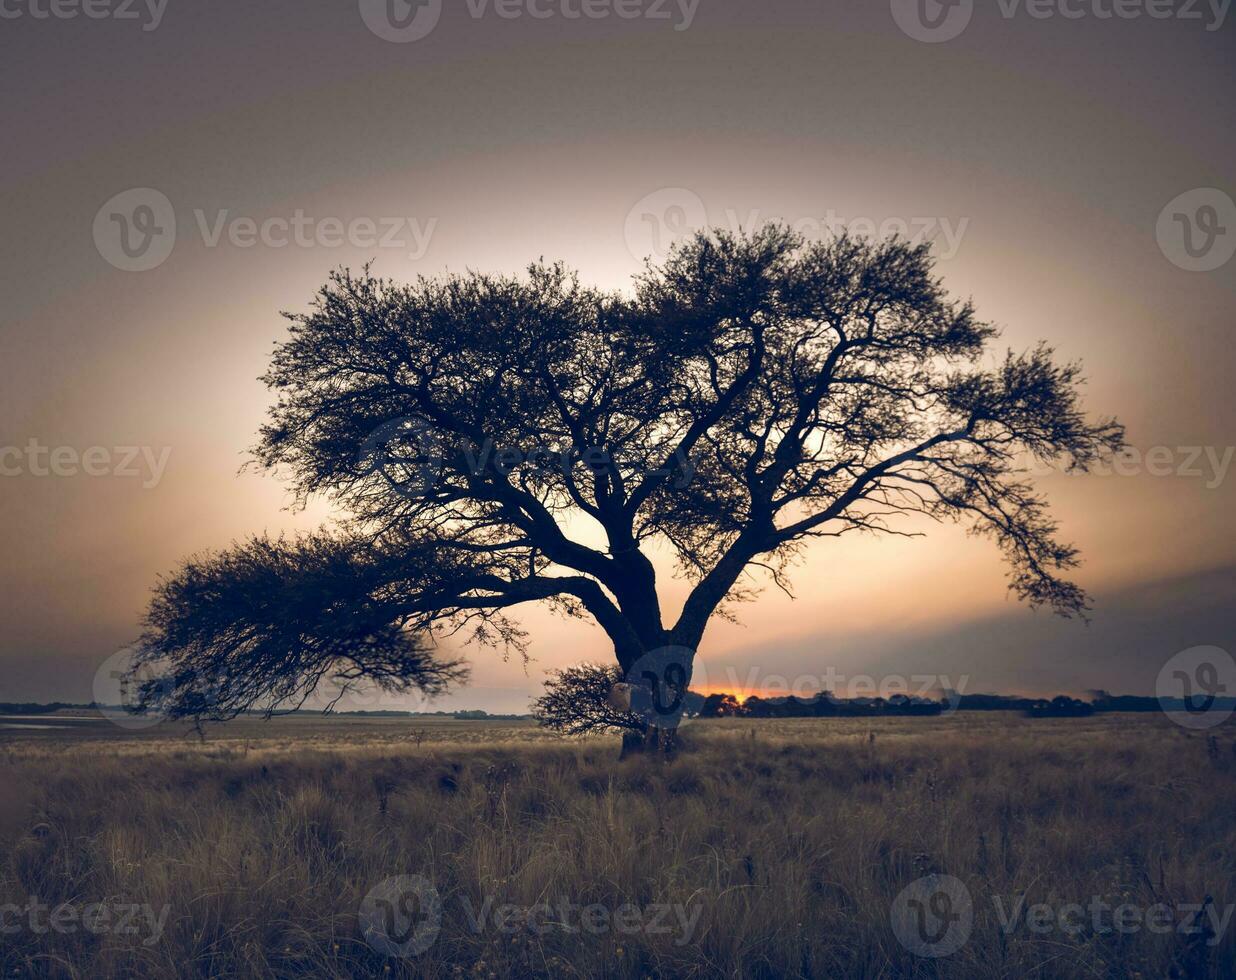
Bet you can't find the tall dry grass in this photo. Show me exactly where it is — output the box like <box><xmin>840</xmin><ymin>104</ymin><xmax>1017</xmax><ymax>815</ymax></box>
<box><xmin>1</xmin><ymin>715</ymin><xmax>1233</xmax><ymax>978</ymax></box>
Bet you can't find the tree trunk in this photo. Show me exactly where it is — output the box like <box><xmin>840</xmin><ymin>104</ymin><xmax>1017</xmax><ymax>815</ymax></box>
<box><xmin>619</xmin><ymin>723</ymin><xmax>677</xmax><ymax>759</ymax></box>
<box><xmin>611</xmin><ymin>640</ymin><xmax>695</xmax><ymax>760</ymax></box>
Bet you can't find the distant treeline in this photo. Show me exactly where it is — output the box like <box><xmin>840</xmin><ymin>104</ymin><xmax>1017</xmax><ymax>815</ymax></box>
<box><xmin>0</xmin><ymin>702</ymin><xmax>91</xmax><ymax>715</ymax></box>
<box><xmin>6</xmin><ymin>695</ymin><xmax>1227</xmax><ymax>723</ymax></box>
<box><xmin>0</xmin><ymin>703</ymin><xmax>531</xmax><ymax>720</ymax></box>
<box><xmin>696</xmin><ymin>691</ymin><xmax>1232</xmax><ymax>719</ymax></box>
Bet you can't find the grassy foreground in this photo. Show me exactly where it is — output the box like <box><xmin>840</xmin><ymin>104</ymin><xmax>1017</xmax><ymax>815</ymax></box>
<box><xmin>1</xmin><ymin>714</ymin><xmax>1234</xmax><ymax>978</ymax></box>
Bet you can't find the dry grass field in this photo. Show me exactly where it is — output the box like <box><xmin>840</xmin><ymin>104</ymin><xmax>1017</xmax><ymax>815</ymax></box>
<box><xmin>2</xmin><ymin>713</ymin><xmax>1234</xmax><ymax>978</ymax></box>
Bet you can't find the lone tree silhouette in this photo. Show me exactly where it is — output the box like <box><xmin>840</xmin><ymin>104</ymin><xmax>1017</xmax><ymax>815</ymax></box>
<box><xmin>133</xmin><ymin>226</ymin><xmax>1123</xmax><ymax>751</ymax></box>
<box><xmin>530</xmin><ymin>663</ymin><xmax>644</xmax><ymax>738</ymax></box>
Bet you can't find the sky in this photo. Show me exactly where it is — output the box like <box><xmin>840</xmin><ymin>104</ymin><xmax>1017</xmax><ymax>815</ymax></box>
<box><xmin>1</xmin><ymin>0</ymin><xmax>1234</xmax><ymax>712</ymax></box>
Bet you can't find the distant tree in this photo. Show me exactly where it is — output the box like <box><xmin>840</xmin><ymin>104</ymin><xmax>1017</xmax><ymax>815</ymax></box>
<box><xmin>531</xmin><ymin>663</ymin><xmax>643</xmax><ymax>737</ymax></box>
<box><xmin>699</xmin><ymin>693</ymin><xmax>743</xmax><ymax>718</ymax></box>
<box><xmin>1026</xmin><ymin>695</ymin><xmax>1095</xmax><ymax>718</ymax></box>
<box><xmin>130</xmin><ymin>226</ymin><xmax>1123</xmax><ymax>753</ymax></box>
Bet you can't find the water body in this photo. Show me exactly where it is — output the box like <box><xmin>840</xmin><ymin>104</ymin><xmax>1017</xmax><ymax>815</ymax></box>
<box><xmin>0</xmin><ymin>716</ymin><xmax>72</xmax><ymax>726</ymax></box>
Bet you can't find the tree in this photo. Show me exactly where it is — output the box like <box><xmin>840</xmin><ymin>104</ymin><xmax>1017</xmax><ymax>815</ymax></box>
<box><xmin>698</xmin><ymin>693</ymin><xmax>743</xmax><ymax>718</ymax></box>
<box><xmin>129</xmin><ymin>226</ymin><xmax>1123</xmax><ymax>752</ymax></box>
<box><xmin>530</xmin><ymin>663</ymin><xmax>644</xmax><ymax>737</ymax></box>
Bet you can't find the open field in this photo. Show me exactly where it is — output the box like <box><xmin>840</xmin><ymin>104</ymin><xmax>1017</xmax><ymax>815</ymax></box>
<box><xmin>2</xmin><ymin>713</ymin><xmax>1234</xmax><ymax>978</ymax></box>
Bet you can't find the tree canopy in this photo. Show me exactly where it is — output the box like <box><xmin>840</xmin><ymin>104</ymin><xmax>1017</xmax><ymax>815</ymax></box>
<box><xmin>130</xmin><ymin>226</ymin><xmax>1123</xmax><ymax>723</ymax></box>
